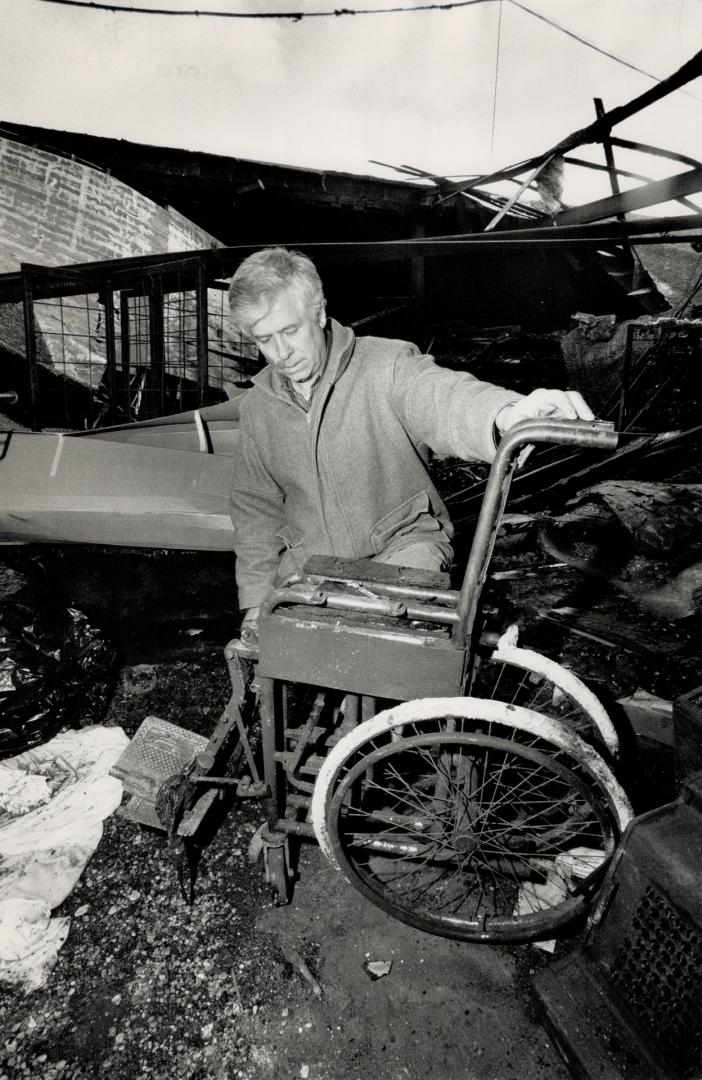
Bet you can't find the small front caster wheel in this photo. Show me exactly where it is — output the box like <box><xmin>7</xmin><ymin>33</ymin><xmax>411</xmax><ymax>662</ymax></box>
<box><xmin>264</xmin><ymin>839</ymin><xmax>291</xmax><ymax>906</ymax></box>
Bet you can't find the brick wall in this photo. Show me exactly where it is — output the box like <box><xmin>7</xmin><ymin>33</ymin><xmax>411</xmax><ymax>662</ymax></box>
<box><xmin>0</xmin><ymin>136</ymin><xmax>220</xmax><ymax>271</ymax></box>
<box><xmin>0</xmin><ymin>137</ymin><xmax>252</xmax><ymax>403</ymax></box>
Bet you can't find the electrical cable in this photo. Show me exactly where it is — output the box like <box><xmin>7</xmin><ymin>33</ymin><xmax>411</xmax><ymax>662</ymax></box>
<box><xmin>36</xmin><ymin>0</ymin><xmax>498</xmax><ymax>19</ymax></box>
<box><xmin>489</xmin><ymin>0</ymin><xmax>503</xmax><ymax>159</ymax></box>
<box><xmin>507</xmin><ymin>0</ymin><xmax>702</xmax><ymax>101</ymax></box>
<box><xmin>37</xmin><ymin>0</ymin><xmax>701</xmax><ymax>105</ymax></box>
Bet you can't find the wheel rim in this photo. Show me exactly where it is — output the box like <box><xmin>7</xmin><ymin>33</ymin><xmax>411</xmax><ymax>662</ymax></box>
<box><xmin>474</xmin><ymin>634</ymin><xmax>619</xmax><ymax>757</ymax></box>
<box><xmin>325</xmin><ymin>725</ymin><xmax>620</xmax><ymax>944</ymax></box>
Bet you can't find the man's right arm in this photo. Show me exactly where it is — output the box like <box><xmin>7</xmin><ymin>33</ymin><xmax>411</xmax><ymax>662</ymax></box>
<box><xmin>230</xmin><ymin>430</ymin><xmax>286</xmax><ymax>612</ymax></box>
<box><xmin>389</xmin><ymin>345</ymin><xmax>524</xmax><ymax>464</ymax></box>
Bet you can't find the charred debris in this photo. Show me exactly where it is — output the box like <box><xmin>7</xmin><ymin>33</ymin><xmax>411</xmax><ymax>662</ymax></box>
<box><xmin>1</xmin><ymin>48</ymin><xmax>702</xmax><ymax>741</ymax></box>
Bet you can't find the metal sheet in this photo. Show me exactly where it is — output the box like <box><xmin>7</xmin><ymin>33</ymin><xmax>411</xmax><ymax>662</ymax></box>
<box><xmin>0</xmin><ymin>430</ymin><xmax>237</xmax><ymax>550</ymax></box>
<box><xmin>258</xmin><ymin>613</ymin><xmax>465</xmax><ymax>700</ymax></box>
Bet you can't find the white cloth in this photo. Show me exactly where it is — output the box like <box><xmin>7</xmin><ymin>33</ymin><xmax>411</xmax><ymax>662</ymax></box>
<box><xmin>0</xmin><ymin>725</ymin><xmax>128</xmax><ymax>990</ymax></box>
<box><xmin>516</xmin><ymin>846</ymin><xmax>606</xmax><ymax>953</ymax></box>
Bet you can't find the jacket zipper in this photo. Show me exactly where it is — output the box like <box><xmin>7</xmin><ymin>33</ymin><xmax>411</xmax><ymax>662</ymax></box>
<box><xmin>308</xmin><ymin>383</ymin><xmax>334</xmax><ymax>552</ymax></box>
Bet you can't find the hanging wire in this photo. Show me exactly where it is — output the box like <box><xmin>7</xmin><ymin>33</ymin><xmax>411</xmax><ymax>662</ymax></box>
<box><xmin>507</xmin><ymin>0</ymin><xmax>702</xmax><ymax>101</ymax></box>
<box><xmin>489</xmin><ymin>0</ymin><xmax>503</xmax><ymax>161</ymax></box>
<box><xmin>37</xmin><ymin>0</ymin><xmax>700</xmax><ymax>102</ymax></box>
<box><xmin>37</xmin><ymin>0</ymin><xmax>497</xmax><ymax>18</ymax></box>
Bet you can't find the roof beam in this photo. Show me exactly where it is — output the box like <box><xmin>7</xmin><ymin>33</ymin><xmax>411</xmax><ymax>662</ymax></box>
<box><xmin>550</xmin><ymin>48</ymin><xmax>702</xmax><ymax>157</ymax></box>
<box><xmin>610</xmin><ymin>136</ymin><xmax>702</xmax><ymax>172</ymax></box>
<box><xmin>554</xmin><ymin>167</ymin><xmax>702</xmax><ymax>226</ymax></box>
<box><xmin>564</xmin><ymin>155</ymin><xmax>701</xmax><ymax>213</ymax></box>
<box><xmin>436</xmin><ymin>46</ymin><xmax>702</xmax><ymax>200</ymax></box>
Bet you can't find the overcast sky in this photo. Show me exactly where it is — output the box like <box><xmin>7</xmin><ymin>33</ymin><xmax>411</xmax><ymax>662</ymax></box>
<box><xmin>2</xmin><ymin>0</ymin><xmax>701</xmax><ymax>207</ymax></box>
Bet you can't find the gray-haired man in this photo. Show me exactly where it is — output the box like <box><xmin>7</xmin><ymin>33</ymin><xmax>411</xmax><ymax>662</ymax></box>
<box><xmin>228</xmin><ymin>247</ymin><xmax>592</xmax><ymax>632</ymax></box>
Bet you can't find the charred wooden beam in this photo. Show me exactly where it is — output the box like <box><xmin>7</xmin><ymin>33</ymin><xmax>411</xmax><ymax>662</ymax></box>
<box><xmin>563</xmin><ymin>156</ymin><xmax>702</xmax><ymax>213</ymax></box>
<box><xmin>450</xmin><ymin>421</ymin><xmax>702</xmax><ymax>528</ymax></box>
<box><xmin>1</xmin><ymin>123</ymin><xmax>427</xmax><ymax>217</ymax></box>
<box><xmin>436</xmin><ymin>47</ymin><xmax>702</xmax><ymax>201</ymax></box>
<box><xmin>2</xmin><ymin>213</ymin><xmax>701</xmax><ymax>304</ymax></box>
<box><xmin>513</xmin><ymin>425</ymin><xmax>702</xmax><ymax>511</ymax></box>
<box><xmin>610</xmin><ymin>136</ymin><xmax>702</xmax><ymax>173</ymax></box>
<box><xmin>595</xmin><ymin>99</ymin><xmax>624</xmax><ymax>220</ymax></box>
<box><xmin>484</xmin><ymin>155</ymin><xmax>556</xmax><ymax>232</ymax></box>
<box><xmin>444</xmin><ymin>212</ymin><xmax>702</xmax><ymax>243</ymax></box>
<box><xmin>554</xmin><ymin>167</ymin><xmax>702</xmax><ymax>226</ymax></box>
<box><xmin>551</xmin><ymin>47</ymin><xmax>702</xmax><ymax>157</ymax></box>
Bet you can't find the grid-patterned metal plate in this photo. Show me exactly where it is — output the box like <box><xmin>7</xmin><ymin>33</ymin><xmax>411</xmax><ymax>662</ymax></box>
<box><xmin>110</xmin><ymin>715</ymin><xmax>208</xmax><ymax>799</ymax></box>
<box><xmin>610</xmin><ymin>883</ymin><xmax>702</xmax><ymax>1077</ymax></box>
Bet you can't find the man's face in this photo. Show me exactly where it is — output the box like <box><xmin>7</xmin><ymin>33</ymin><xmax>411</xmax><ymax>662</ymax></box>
<box><xmin>247</xmin><ymin>283</ymin><xmax>326</xmax><ymax>386</ymax></box>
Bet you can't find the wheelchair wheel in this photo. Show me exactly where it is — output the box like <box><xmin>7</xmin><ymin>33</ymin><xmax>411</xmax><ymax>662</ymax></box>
<box><xmin>474</xmin><ymin>625</ymin><xmax>620</xmax><ymax>757</ymax></box>
<box><xmin>311</xmin><ymin>698</ymin><xmax>632</xmax><ymax>944</ymax></box>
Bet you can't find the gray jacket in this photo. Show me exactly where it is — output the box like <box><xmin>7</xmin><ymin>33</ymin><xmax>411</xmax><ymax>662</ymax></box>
<box><xmin>230</xmin><ymin>319</ymin><xmax>521</xmax><ymax>609</ymax></box>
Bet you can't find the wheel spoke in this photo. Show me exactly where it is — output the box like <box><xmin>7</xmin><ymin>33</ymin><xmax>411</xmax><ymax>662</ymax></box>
<box><xmin>322</xmin><ymin>721</ymin><xmax>621</xmax><ymax>944</ymax></box>
<box><xmin>475</xmin><ymin>654</ymin><xmax>601</xmax><ymax>741</ymax></box>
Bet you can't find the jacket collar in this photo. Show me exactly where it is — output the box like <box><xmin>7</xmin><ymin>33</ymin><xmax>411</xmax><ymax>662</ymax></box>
<box><xmin>252</xmin><ymin>318</ymin><xmax>355</xmax><ymax>402</ymax></box>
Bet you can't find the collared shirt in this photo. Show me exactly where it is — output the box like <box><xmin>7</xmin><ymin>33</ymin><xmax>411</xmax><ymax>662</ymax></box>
<box><xmin>281</xmin><ymin>372</ymin><xmax>322</xmax><ymax>412</ymax></box>
<box><xmin>278</xmin><ymin>328</ymin><xmax>331</xmax><ymax>412</ymax></box>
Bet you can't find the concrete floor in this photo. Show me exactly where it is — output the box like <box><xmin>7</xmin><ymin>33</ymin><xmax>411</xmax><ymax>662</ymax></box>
<box><xmin>251</xmin><ymin>844</ymin><xmax>571</xmax><ymax>1080</ymax></box>
<box><xmin>0</xmin><ymin>565</ymin><xmax>576</xmax><ymax>1080</ymax></box>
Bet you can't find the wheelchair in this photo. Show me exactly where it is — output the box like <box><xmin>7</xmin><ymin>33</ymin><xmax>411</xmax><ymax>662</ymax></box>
<box><xmin>184</xmin><ymin>418</ymin><xmax>632</xmax><ymax>945</ymax></box>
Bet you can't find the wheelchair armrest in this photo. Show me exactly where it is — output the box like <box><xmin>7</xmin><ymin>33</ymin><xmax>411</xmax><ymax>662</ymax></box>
<box><xmin>302</xmin><ymin>554</ymin><xmax>451</xmax><ymax>591</ymax></box>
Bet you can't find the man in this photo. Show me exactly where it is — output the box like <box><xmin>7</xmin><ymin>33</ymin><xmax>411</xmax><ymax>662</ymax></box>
<box><xmin>228</xmin><ymin>247</ymin><xmax>593</xmax><ymax>632</ymax></box>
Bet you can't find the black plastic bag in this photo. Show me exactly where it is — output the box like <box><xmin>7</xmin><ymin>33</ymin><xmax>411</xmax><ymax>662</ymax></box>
<box><xmin>0</xmin><ymin>599</ymin><xmax>115</xmax><ymax>759</ymax></box>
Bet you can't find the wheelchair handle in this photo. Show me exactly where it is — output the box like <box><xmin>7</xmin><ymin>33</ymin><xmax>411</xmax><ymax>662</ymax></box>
<box><xmin>259</xmin><ymin>584</ymin><xmax>327</xmax><ymax>621</ymax></box>
<box><xmin>453</xmin><ymin>418</ymin><xmax>618</xmax><ymax>648</ymax></box>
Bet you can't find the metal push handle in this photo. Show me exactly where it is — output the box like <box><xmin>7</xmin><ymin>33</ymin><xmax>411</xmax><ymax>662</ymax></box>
<box><xmin>452</xmin><ymin>418</ymin><xmax>618</xmax><ymax>647</ymax></box>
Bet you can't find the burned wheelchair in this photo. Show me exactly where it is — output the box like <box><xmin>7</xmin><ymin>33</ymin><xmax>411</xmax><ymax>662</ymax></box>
<box><xmin>162</xmin><ymin>418</ymin><xmax>633</xmax><ymax>945</ymax></box>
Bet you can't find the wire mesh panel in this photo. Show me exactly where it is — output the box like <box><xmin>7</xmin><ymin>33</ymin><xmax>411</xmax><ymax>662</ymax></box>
<box><xmin>9</xmin><ymin>257</ymin><xmax>259</xmax><ymax>430</ymax></box>
<box><xmin>29</xmin><ymin>292</ymin><xmax>106</xmax><ymax>429</ymax></box>
<box><xmin>618</xmin><ymin>321</ymin><xmax>702</xmax><ymax>432</ymax></box>
<box><xmin>112</xmin><ymin>273</ymin><xmax>257</xmax><ymax>423</ymax></box>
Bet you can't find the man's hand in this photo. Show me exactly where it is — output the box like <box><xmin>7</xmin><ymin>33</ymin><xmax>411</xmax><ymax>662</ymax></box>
<box><xmin>240</xmin><ymin>606</ymin><xmax>260</xmax><ymax>643</ymax></box>
<box><xmin>495</xmin><ymin>389</ymin><xmax>594</xmax><ymax>434</ymax></box>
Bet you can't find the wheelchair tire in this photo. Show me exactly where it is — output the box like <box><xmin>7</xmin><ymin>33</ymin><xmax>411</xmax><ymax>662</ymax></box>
<box><xmin>311</xmin><ymin>698</ymin><xmax>632</xmax><ymax>944</ymax></box>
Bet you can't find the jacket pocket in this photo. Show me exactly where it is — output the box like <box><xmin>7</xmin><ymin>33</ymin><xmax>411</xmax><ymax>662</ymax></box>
<box><xmin>275</xmin><ymin>524</ymin><xmax>307</xmax><ymax>578</ymax></box>
<box><xmin>369</xmin><ymin>491</ymin><xmax>434</xmax><ymax>554</ymax></box>
<box><xmin>275</xmin><ymin>523</ymin><xmax>304</xmax><ymax>551</ymax></box>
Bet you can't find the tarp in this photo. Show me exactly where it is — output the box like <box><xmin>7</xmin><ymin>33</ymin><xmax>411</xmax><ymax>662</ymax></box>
<box><xmin>0</xmin><ymin>725</ymin><xmax>128</xmax><ymax>991</ymax></box>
